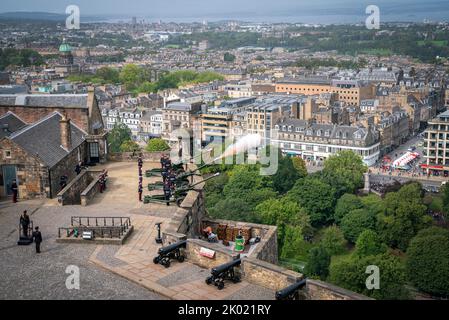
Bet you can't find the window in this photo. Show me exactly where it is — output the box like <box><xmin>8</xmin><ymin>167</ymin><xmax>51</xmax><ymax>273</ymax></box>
<box><xmin>4</xmin><ymin>150</ymin><xmax>11</xmax><ymax>159</ymax></box>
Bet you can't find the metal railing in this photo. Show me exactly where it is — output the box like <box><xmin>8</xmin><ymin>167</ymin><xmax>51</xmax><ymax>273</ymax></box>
<box><xmin>57</xmin><ymin>216</ymin><xmax>132</xmax><ymax>239</ymax></box>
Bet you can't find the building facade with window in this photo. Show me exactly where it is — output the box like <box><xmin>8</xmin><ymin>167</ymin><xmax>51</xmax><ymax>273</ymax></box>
<box><xmin>272</xmin><ymin>118</ymin><xmax>380</xmax><ymax>166</ymax></box>
<box><xmin>422</xmin><ymin>110</ymin><xmax>449</xmax><ymax>175</ymax></box>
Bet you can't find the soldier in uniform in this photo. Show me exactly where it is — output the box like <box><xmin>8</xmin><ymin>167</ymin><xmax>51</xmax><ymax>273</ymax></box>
<box><xmin>160</xmin><ymin>155</ymin><xmax>166</xmax><ymax>169</ymax></box>
<box><xmin>163</xmin><ymin>181</ymin><xmax>172</xmax><ymax>206</ymax></box>
<box><xmin>138</xmin><ymin>183</ymin><xmax>143</xmax><ymax>202</ymax></box>
<box><xmin>10</xmin><ymin>180</ymin><xmax>18</xmax><ymax>203</ymax></box>
<box><xmin>32</xmin><ymin>226</ymin><xmax>42</xmax><ymax>254</ymax></box>
<box><xmin>161</xmin><ymin>166</ymin><xmax>168</xmax><ymax>183</ymax></box>
<box><xmin>99</xmin><ymin>174</ymin><xmax>105</xmax><ymax>193</ymax></box>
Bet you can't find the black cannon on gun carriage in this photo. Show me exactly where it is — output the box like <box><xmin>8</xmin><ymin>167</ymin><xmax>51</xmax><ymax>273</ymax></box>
<box><xmin>205</xmin><ymin>258</ymin><xmax>242</xmax><ymax>290</ymax></box>
<box><xmin>144</xmin><ymin>173</ymin><xmax>220</xmax><ymax>206</ymax></box>
<box><xmin>275</xmin><ymin>279</ymin><xmax>307</xmax><ymax>300</ymax></box>
<box><xmin>153</xmin><ymin>240</ymin><xmax>187</xmax><ymax>268</ymax></box>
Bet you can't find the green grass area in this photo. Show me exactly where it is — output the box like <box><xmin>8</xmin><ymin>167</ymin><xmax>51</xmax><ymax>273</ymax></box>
<box><xmin>417</xmin><ymin>40</ymin><xmax>448</xmax><ymax>47</ymax></box>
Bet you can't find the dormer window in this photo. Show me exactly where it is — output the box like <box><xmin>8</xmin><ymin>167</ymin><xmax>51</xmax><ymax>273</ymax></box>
<box><xmin>288</xmin><ymin>126</ymin><xmax>292</xmax><ymax>132</ymax></box>
<box><xmin>336</xmin><ymin>131</ymin><xmax>341</xmax><ymax>138</ymax></box>
<box><xmin>343</xmin><ymin>132</ymin><xmax>348</xmax><ymax>139</ymax></box>
<box><xmin>317</xmin><ymin>130</ymin><xmax>322</xmax><ymax>136</ymax></box>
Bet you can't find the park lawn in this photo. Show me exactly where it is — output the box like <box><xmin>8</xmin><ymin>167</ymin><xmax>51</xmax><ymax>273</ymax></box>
<box><xmin>429</xmin><ymin>195</ymin><xmax>444</xmax><ymax>212</ymax></box>
<box><xmin>417</xmin><ymin>40</ymin><xmax>448</xmax><ymax>47</ymax></box>
<box><xmin>330</xmin><ymin>247</ymin><xmax>354</xmax><ymax>266</ymax></box>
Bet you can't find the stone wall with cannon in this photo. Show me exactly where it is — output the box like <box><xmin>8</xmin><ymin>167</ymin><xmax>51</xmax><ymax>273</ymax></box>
<box><xmin>159</xmin><ymin>164</ymin><xmax>369</xmax><ymax>300</ymax></box>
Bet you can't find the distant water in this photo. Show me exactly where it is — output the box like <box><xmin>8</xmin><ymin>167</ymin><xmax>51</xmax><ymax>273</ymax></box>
<box><xmin>91</xmin><ymin>0</ymin><xmax>449</xmax><ymax>24</ymax></box>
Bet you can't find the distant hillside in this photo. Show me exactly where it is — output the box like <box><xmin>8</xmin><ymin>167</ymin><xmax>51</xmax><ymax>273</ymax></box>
<box><xmin>0</xmin><ymin>11</ymin><xmax>67</xmax><ymax>22</ymax></box>
<box><xmin>0</xmin><ymin>11</ymin><xmax>104</xmax><ymax>22</ymax></box>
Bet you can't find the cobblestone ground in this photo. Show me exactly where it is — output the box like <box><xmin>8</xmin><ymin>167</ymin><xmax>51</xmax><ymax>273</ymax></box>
<box><xmin>0</xmin><ymin>162</ymin><xmax>166</xmax><ymax>300</ymax></box>
<box><xmin>0</xmin><ymin>161</ymin><xmax>275</xmax><ymax>300</ymax></box>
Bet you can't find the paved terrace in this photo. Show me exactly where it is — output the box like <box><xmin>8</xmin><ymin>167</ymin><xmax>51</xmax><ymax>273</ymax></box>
<box><xmin>0</xmin><ymin>161</ymin><xmax>273</xmax><ymax>300</ymax></box>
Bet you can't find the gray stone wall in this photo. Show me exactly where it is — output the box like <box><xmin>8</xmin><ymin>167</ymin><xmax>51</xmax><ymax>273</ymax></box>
<box><xmin>57</xmin><ymin>170</ymin><xmax>101</xmax><ymax>205</ymax></box>
<box><xmin>241</xmin><ymin>257</ymin><xmax>303</xmax><ymax>291</ymax></box>
<box><xmin>49</xmin><ymin>143</ymin><xmax>87</xmax><ymax>198</ymax></box>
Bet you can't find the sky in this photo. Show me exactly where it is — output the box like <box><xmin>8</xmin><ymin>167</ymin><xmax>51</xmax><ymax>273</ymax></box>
<box><xmin>1</xmin><ymin>0</ymin><xmax>449</xmax><ymax>23</ymax></box>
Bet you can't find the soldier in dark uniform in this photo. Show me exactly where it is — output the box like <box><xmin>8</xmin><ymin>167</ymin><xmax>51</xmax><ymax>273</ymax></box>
<box><xmin>160</xmin><ymin>155</ymin><xmax>166</xmax><ymax>169</ymax></box>
<box><xmin>138</xmin><ymin>156</ymin><xmax>143</xmax><ymax>168</ymax></box>
<box><xmin>32</xmin><ymin>226</ymin><xmax>42</xmax><ymax>254</ymax></box>
<box><xmin>168</xmin><ymin>170</ymin><xmax>177</xmax><ymax>190</ymax></box>
<box><xmin>99</xmin><ymin>174</ymin><xmax>105</xmax><ymax>193</ymax></box>
<box><xmin>161</xmin><ymin>167</ymin><xmax>168</xmax><ymax>183</ymax></box>
<box><xmin>163</xmin><ymin>181</ymin><xmax>172</xmax><ymax>206</ymax></box>
<box><xmin>138</xmin><ymin>183</ymin><xmax>143</xmax><ymax>202</ymax></box>
<box><xmin>20</xmin><ymin>210</ymin><xmax>30</xmax><ymax>238</ymax></box>
<box><xmin>75</xmin><ymin>162</ymin><xmax>82</xmax><ymax>175</ymax></box>
<box><xmin>11</xmin><ymin>180</ymin><xmax>18</xmax><ymax>203</ymax></box>
<box><xmin>59</xmin><ymin>175</ymin><xmax>68</xmax><ymax>190</ymax></box>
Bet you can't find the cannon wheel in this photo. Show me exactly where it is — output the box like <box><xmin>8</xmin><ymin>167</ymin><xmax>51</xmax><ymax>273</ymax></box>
<box><xmin>153</xmin><ymin>256</ymin><xmax>160</xmax><ymax>264</ymax></box>
<box><xmin>232</xmin><ymin>276</ymin><xmax>241</xmax><ymax>284</ymax></box>
<box><xmin>162</xmin><ymin>259</ymin><xmax>171</xmax><ymax>268</ymax></box>
<box><xmin>206</xmin><ymin>277</ymin><xmax>213</xmax><ymax>285</ymax></box>
<box><xmin>176</xmin><ymin>198</ymin><xmax>184</xmax><ymax>207</ymax></box>
<box><xmin>217</xmin><ymin>281</ymin><xmax>225</xmax><ymax>290</ymax></box>
<box><xmin>177</xmin><ymin>255</ymin><xmax>185</xmax><ymax>263</ymax></box>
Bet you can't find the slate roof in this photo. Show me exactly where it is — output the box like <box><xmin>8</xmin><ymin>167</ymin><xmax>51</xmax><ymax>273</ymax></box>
<box><xmin>0</xmin><ymin>85</ymin><xmax>29</xmax><ymax>95</ymax></box>
<box><xmin>0</xmin><ymin>94</ymin><xmax>88</xmax><ymax>108</ymax></box>
<box><xmin>9</xmin><ymin>112</ymin><xmax>86</xmax><ymax>168</ymax></box>
<box><xmin>0</xmin><ymin>112</ymin><xmax>27</xmax><ymax>139</ymax></box>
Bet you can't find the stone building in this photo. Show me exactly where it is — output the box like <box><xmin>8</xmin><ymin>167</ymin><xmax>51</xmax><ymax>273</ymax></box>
<box><xmin>0</xmin><ymin>112</ymin><xmax>87</xmax><ymax>199</ymax></box>
<box><xmin>273</xmin><ymin>118</ymin><xmax>380</xmax><ymax>166</ymax></box>
<box><xmin>422</xmin><ymin>110</ymin><xmax>449</xmax><ymax>176</ymax></box>
<box><xmin>0</xmin><ymin>88</ymin><xmax>108</xmax><ymax>164</ymax></box>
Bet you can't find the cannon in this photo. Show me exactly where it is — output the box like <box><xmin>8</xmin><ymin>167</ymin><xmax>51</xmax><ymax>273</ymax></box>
<box><xmin>153</xmin><ymin>240</ymin><xmax>187</xmax><ymax>268</ymax></box>
<box><xmin>145</xmin><ymin>168</ymin><xmax>163</xmax><ymax>177</ymax></box>
<box><xmin>147</xmin><ymin>181</ymin><xmax>165</xmax><ymax>191</ymax></box>
<box><xmin>205</xmin><ymin>258</ymin><xmax>241</xmax><ymax>290</ymax></box>
<box><xmin>275</xmin><ymin>279</ymin><xmax>307</xmax><ymax>300</ymax></box>
<box><xmin>144</xmin><ymin>173</ymin><xmax>221</xmax><ymax>206</ymax></box>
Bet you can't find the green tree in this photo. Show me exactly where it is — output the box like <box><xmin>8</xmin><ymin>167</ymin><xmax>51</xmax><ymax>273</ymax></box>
<box><xmin>377</xmin><ymin>183</ymin><xmax>431</xmax><ymax>251</ymax></box>
<box><xmin>95</xmin><ymin>66</ymin><xmax>120</xmax><ymax>83</ymax></box>
<box><xmin>329</xmin><ymin>254</ymin><xmax>409</xmax><ymax>300</ymax></box>
<box><xmin>320</xmin><ymin>225</ymin><xmax>347</xmax><ymax>255</ymax></box>
<box><xmin>145</xmin><ymin>138</ymin><xmax>170</xmax><ymax>152</ymax></box>
<box><xmin>334</xmin><ymin>194</ymin><xmax>363</xmax><ymax>224</ymax></box>
<box><xmin>323</xmin><ymin>150</ymin><xmax>367</xmax><ymax>194</ymax></box>
<box><xmin>280</xmin><ymin>225</ymin><xmax>309</xmax><ymax>261</ymax></box>
<box><xmin>442</xmin><ymin>183</ymin><xmax>449</xmax><ymax>214</ymax></box>
<box><xmin>108</xmin><ymin>122</ymin><xmax>132</xmax><ymax>153</ymax></box>
<box><xmin>256</xmin><ymin>197</ymin><xmax>311</xmax><ymax>249</ymax></box>
<box><xmin>340</xmin><ymin>209</ymin><xmax>377</xmax><ymax>243</ymax></box>
<box><xmin>291</xmin><ymin>157</ymin><xmax>308</xmax><ymax>178</ymax></box>
<box><xmin>271</xmin><ymin>155</ymin><xmax>303</xmax><ymax>194</ymax></box>
<box><xmin>354</xmin><ymin>230</ymin><xmax>387</xmax><ymax>258</ymax></box>
<box><xmin>406</xmin><ymin>227</ymin><xmax>449</xmax><ymax>297</ymax></box>
<box><xmin>120</xmin><ymin>64</ymin><xmax>149</xmax><ymax>90</ymax></box>
<box><xmin>305</xmin><ymin>246</ymin><xmax>331</xmax><ymax>280</ymax></box>
<box><xmin>224</xmin><ymin>52</ymin><xmax>236</xmax><ymax>62</ymax></box>
<box><xmin>119</xmin><ymin>140</ymin><xmax>141</xmax><ymax>153</ymax></box>
<box><xmin>288</xmin><ymin>177</ymin><xmax>336</xmax><ymax>226</ymax></box>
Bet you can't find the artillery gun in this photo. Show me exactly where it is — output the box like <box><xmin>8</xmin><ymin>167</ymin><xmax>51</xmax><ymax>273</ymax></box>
<box><xmin>144</xmin><ymin>173</ymin><xmax>220</xmax><ymax>206</ymax></box>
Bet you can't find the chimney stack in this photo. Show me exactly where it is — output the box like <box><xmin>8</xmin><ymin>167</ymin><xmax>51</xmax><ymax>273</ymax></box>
<box><xmin>60</xmin><ymin>115</ymin><xmax>72</xmax><ymax>151</ymax></box>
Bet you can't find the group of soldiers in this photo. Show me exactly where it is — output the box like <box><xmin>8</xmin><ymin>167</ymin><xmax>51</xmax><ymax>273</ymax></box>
<box><xmin>161</xmin><ymin>155</ymin><xmax>177</xmax><ymax>206</ymax></box>
<box><xmin>138</xmin><ymin>156</ymin><xmax>144</xmax><ymax>201</ymax></box>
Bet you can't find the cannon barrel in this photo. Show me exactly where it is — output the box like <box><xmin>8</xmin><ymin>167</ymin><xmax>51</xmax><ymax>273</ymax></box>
<box><xmin>157</xmin><ymin>240</ymin><xmax>187</xmax><ymax>255</ymax></box>
<box><xmin>176</xmin><ymin>173</ymin><xmax>220</xmax><ymax>192</ymax></box>
<box><xmin>211</xmin><ymin>258</ymin><xmax>241</xmax><ymax>277</ymax></box>
<box><xmin>275</xmin><ymin>279</ymin><xmax>307</xmax><ymax>300</ymax></box>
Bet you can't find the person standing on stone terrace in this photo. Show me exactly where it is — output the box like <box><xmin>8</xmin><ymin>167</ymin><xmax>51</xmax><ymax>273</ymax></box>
<box><xmin>20</xmin><ymin>210</ymin><xmax>30</xmax><ymax>238</ymax></box>
<box><xmin>75</xmin><ymin>162</ymin><xmax>82</xmax><ymax>175</ymax></box>
<box><xmin>32</xmin><ymin>226</ymin><xmax>42</xmax><ymax>254</ymax></box>
<box><xmin>138</xmin><ymin>183</ymin><xmax>143</xmax><ymax>202</ymax></box>
<box><xmin>10</xmin><ymin>180</ymin><xmax>18</xmax><ymax>203</ymax></box>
